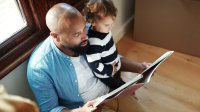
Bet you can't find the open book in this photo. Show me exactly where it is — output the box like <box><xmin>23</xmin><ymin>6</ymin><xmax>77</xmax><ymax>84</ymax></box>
<box><xmin>93</xmin><ymin>51</ymin><xmax>174</xmax><ymax>107</ymax></box>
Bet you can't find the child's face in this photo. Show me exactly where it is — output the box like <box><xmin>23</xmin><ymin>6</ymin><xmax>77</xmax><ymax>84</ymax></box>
<box><xmin>92</xmin><ymin>16</ymin><xmax>115</xmax><ymax>33</ymax></box>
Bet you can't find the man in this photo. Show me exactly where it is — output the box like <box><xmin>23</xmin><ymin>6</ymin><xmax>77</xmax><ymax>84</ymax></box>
<box><xmin>27</xmin><ymin>3</ymin><xmax>148</xmax><ymax>112</ymax></box>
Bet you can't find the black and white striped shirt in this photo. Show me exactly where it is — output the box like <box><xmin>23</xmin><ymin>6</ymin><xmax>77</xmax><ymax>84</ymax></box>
<box><xmin>86</xmin><ymin>27</ymin><xmax>121</xmax><ymax>79</ymax></box>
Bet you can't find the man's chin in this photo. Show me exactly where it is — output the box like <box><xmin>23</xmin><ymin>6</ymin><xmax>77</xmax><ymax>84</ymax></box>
<box><xmin>80</xmin><ymin>45</ymin><xmax>89</xmax><ymax>54</ymax></box>
<box><xmin>71</xmin><ymin>45</ymin><xmax>88</xmax><ymax>55</ymax></box>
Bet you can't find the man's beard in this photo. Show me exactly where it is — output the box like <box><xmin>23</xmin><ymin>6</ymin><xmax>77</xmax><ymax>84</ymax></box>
<box><xmin>67</xmin><ymin>40</ymin><xmax>89</xmax><ymax>55</ymax></box>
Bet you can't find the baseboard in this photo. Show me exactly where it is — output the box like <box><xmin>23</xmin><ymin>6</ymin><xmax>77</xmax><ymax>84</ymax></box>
<box><xmin>113</xmin><ymin>15</ymin><xmax>134</xmax><ymax>43</ymax></box>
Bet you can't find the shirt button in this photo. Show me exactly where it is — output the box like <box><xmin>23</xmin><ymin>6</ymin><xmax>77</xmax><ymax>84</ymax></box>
<box><xmin>78</xmin><ymin>94</ymin><xmax>80</xmax><ymax>97</ymax></box>
<box><xmin>70</xmin><ymin>63</ymin><xmax>72</xmax><ymax>66</ymax></box>
<box><xmin>75</xmin><ymin>80</ymin><xmax>77</xmax><ymax>83</ymax></box>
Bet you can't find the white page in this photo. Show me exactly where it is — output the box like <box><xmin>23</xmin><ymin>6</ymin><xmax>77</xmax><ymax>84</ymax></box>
<box><xmin>93</xmin><ymin>51</ymin><xmax>174</xmax><ymax>107</ymax></box>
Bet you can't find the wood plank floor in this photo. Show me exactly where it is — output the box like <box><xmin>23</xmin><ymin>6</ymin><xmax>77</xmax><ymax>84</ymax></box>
<box><xmin>116</xmin><ymin>32</ymin><xmax>200</xmax><ymax>112</ymax></box>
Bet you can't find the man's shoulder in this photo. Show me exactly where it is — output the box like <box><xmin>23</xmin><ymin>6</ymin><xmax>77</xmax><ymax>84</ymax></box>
<box><xmin>28</xmin><ymin>37</ymin><xmax>54</xmax><ymax>68</ymax></box>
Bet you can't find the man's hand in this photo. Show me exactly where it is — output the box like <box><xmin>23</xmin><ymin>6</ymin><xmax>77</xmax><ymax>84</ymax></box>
<box><xmin>139</xmin><ymin>62</ymin><xmax>151</xmax><ymax>73</ymax></box>
<box><xmin>81</xmin><ymin>100</ymin><xmax>97</xmax><ymax>112</ymax></box>
<box><xmin>120</xmin><ymin>57</ymin><xmax>152</xmax><ymax>73</ymax></box>
<box><xmin>62</xmin><ymin>100</ymin><xmax>97</xmax><ymax>112</ymax></box>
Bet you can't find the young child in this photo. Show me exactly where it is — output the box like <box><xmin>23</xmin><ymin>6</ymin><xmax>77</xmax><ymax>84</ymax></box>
<box><xmin>83</xmin><ymin>0</ymin><xmax>125</xmax><ymax>89</ymax></box>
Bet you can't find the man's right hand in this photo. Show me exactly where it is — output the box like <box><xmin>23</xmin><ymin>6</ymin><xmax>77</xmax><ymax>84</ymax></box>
<box><xmin>81</xmin><ymin>100</ymin><xmax>97</xmax><ymax>112</ymax></box>
<box><xmin>62</xmin><ymin>100</ymin><xmax>97</xmax><ymax>112</ymax></box>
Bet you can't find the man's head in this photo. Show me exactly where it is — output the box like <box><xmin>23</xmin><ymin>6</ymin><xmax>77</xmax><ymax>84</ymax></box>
<box><xmin>46</xmin><ymin>3</ymin><xmax>88</xmax><ymax>56</ymax></box>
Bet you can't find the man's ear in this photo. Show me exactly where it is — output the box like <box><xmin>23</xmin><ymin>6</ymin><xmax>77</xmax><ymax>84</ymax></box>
<box><xmin>50</xmin><ymin>32</ymin><xmax>60</xmax><ymax>42</ymax></box>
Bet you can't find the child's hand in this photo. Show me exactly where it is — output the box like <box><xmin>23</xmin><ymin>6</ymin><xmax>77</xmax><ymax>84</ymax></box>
<box><xmin>112</xmin><ymin>61</ymin><xmax>117</xmax><ymax>76</ymax></box>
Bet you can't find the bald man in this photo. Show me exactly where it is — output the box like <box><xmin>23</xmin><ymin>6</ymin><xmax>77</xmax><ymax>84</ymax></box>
<box><xmin>27</xmin><ymin>3</ymin><xmax>148</xmax><ymax>112</ymax></box>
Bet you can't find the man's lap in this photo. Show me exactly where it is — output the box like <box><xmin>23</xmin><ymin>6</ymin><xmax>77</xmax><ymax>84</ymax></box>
<box><xmin>99</xmin><ymin>96</ymin><xmax>146</xmax><ymax>112</ymax></box>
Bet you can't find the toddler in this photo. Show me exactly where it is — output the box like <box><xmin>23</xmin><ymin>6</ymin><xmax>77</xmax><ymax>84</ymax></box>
<box><xmin>83</xmin><ymin>0</ymin><xmax>125</xmax><ymax>89</ymax></box>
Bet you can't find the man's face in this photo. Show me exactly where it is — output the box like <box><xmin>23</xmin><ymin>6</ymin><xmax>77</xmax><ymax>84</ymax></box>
<box><xmin>93</xmin><ymin>16</ymin><xmax>115</xmax><ymax>33</ymax></box>
<box><xmin>58</xmin><ymin>16</ymin><xmax>88</xmax><ymax>54</ymax></box>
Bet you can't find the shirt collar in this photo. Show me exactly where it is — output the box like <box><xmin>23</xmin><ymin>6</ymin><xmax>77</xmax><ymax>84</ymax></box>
<box><xmin>49</xmin><ymin>36</ymin><xmax>71</xmax><ymax>60</ymax></box>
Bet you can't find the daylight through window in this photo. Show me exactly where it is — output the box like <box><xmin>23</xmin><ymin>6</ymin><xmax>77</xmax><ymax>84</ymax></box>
<box><xmin>0</xmin><ymin>0</ymin><xmax>26</xmax><ymax>44</ymax></box>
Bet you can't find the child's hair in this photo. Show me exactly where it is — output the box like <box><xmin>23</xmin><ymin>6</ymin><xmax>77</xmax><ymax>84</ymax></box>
<box><xmin>83</xmin><ymin>0</ymin><xmax>117</xmax><ymax>23</ymax></box>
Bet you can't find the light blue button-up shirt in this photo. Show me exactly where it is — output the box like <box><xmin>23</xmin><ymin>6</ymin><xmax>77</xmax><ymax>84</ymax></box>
<box><xmin>27</xmin><ymin>37</ymin><xmax>84</xmax><ymax>112</ymax></box>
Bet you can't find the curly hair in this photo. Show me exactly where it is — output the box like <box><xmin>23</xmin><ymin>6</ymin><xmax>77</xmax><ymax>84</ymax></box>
<box><xmin>83</xmin><ymin>0</ymin><xmax>117</xmax><ymax>23</ymax></box>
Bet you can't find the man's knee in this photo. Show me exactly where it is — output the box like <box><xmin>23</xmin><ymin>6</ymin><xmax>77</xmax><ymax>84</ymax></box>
<box><xmin>118</xmin><ymin>96</ymin><xmax>146</xmax><ymax>112</ymax></box>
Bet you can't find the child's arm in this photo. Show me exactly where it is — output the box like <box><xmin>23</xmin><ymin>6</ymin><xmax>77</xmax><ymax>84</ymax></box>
<box><xmin>87</xmin><ymin>57</ymin><xmax>115</xmax><ymax>78</ymax></box>
<box><xmin>86</xmin><ymin>32</ymin><xmax>120</xmax><ymax>77</ymax></box>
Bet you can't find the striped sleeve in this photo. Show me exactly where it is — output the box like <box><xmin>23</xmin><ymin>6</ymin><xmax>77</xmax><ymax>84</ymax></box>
<box><xmin>86</xmin><ymin>32</ymin><xmax>121</xmax><ymax>78</ymax></box>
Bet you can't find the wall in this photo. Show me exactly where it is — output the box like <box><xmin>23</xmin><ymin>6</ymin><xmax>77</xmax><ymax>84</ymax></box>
<box><xmin>0</xmin><ymin>0</ymin><xmax>135</xmax><ymax>100</ymax></box>
<box><xmin>112</xmin><ymin>0</ymin><xmax>135</xmax><ymax>42</ymax></box>
<box><xmin>134</xmin><ymin>0</ymin><xmax>200</xmax><ymax>57</ymax></box>
<box><xmin>0</xmin><ymin>61</ymin><xmax>35</xmax><ymax>100</ymax></box>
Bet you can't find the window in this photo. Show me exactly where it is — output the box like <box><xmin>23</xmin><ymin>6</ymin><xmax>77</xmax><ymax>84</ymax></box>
<box><xmin>0</xmin><ymin>0</ymin><xmax>26</xmax><ymax>44</ymax></box>
<box><xmin>0</xmin><ymin>0</ymin><xmax>86</xmax><ymax>79</ymax></box>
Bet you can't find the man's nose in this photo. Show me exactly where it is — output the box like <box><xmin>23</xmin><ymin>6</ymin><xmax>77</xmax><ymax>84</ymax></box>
<box><xmin>81</xmin><ymin>32</ymin><xmax>88</xmax><ymax>40</ymax></box>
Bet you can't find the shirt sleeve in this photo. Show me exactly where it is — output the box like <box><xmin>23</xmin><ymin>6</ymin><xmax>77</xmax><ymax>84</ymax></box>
<box><xmin>27</xmin><ymin>67</ymin><xmax>67</xmax><ymax>112</ymax></box>
<box><xmin>86</xmin><ymin>43</ymin><xmax>115</xmax><ymax>78</ymax></box>
<box><xmin>86</xmin><ymin>34</ymin><xmax>120</xmax><ymax>78</ymax></box>
<box><xmin>87</xmin><ymin>56</ymin><xmax>114</xmax><ymax>78</ymax></box>
<box><xmin>50</xmin><ymin>106</ymin><xmax>67</xmax><ymax>112</ymax></box>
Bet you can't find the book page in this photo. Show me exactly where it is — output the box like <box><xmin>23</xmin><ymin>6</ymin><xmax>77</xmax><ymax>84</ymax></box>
<box><xmin>93</xmin><ymin>74</ymin><xmax>143</xmax><ymax>107</ymax></box>
<box><xmin>138</xmin><ymin>51</ymin><xmax>174</xmax><ymax>83</ymax></box>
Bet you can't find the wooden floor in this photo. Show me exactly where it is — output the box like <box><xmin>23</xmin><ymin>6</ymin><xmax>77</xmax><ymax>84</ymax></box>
<box><xmin>116</xmin><ymin>32</ymin><xmax>200</xmax><ymax>112</ymax></box>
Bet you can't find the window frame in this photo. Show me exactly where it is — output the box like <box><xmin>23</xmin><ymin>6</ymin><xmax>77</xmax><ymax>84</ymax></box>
<box><xmin>0</xmin><ymin>0</ymin><xmax>86</xmax><ymax>79</ymax></box>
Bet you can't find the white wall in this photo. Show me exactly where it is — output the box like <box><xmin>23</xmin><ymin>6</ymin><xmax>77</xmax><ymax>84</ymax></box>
<box><xmin>0</xmin><ymin>0</ymin><xmax>135</xmax><ymax>100</ymax></box>
<box><xmin>0</xmin><ymin>61</ymin><xmax>35</xmax><ymax>100</ymax></box>
<box><xmin>112</xmin><ymin>0</ymin><xmax>135</xmax><ymax>42</ymax></box>
<box><xmin>134</xmin><ymin>0</ymin><xmax>200</xmax><ymax>57</ymax></box>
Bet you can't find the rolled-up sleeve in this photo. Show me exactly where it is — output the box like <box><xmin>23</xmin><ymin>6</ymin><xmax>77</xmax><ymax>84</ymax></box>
<box><xmin>27</xmin><ymin>67</ymin><xmax>66</xmax><ymax>112</ymax></box>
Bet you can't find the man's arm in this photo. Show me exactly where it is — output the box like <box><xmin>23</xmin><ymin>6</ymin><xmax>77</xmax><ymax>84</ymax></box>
<box><xmin>27</xmin><ymin>68</ymin><xmax>66</xmax><ymax>112</ymax></box>
<box><xmin>28</xmin><ymin>67</ymin><xmax>98</xmax><ymax>112</ymax></box>
<box><xmin>120</xmin><ymin>57</ymin><xmax>148</xmax><ymax>73</ymax></box>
